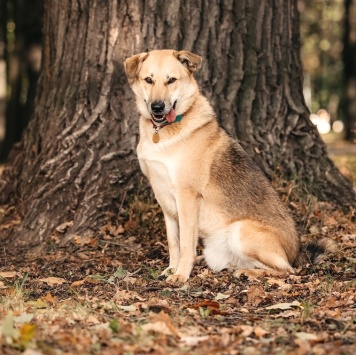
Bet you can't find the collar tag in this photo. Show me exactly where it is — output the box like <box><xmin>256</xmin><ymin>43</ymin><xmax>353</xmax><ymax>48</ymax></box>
<box><xmin>150</xmin><ymin>114</ymin><xmax>184</xmax><ymax>143</ymax></box>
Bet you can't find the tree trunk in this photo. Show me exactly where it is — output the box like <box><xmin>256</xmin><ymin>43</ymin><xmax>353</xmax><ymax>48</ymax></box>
<box><xmin>0</xmin><ymin>0</ymin><xmax>354</xmax><ymax>249</ymax></box>
<box><xmin>344</xmin><ymin>0</ymin><xmax>356</xmax><ymax>142</ymax></box>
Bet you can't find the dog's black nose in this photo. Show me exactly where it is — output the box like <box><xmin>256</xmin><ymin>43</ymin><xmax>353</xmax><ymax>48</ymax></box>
<box><xmin>151</xmin><ymin>101</ymin><xmax>165</xmax><ymax>113</ymax></box>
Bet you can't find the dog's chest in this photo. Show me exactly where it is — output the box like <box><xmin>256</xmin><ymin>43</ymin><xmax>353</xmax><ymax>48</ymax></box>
<box><xmin>137</xmin><ymin>142</ymin><xmax>180</xmax><ymax>215</ymax></box>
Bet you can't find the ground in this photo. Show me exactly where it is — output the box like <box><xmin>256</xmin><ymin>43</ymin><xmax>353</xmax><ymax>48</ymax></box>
<box><xmin>0</xmin><ymin>139</ymin><xmax>355</xmax><ymax>354</ymax></box>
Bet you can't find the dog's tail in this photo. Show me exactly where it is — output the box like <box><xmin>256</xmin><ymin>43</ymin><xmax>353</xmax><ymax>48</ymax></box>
<box><xmin>293</xmin><ymin>238</ymin><xmax>336</xmax><ymax>267</ymax></box>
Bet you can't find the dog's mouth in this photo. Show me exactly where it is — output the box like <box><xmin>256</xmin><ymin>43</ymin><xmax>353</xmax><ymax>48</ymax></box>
<box><xmin>151</xmin><ymin>101</ymin><xmax>177</xmax><ymax>124</ymax></box>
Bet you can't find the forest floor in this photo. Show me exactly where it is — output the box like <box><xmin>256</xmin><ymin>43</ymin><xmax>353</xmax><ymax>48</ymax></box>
<box><xmin>0</xmin><ymin>139</ymin><xmax>355</xmax><ymax>354</ymax></box>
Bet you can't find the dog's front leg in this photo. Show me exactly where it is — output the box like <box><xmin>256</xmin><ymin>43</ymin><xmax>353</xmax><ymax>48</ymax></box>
<box><xmin>166</xmin><ymin>190</ymin><xmax>199</xmax><ymax>284</ymax></box>
<box><xmin>160</xmin><ymin>213</ymin><xmax>180</xmax><ymax>277</ymax></box>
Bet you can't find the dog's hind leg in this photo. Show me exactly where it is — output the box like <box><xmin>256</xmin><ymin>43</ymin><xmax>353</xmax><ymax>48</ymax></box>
<box><xmin>230</xmin><ymin>220</ymin><xmax>295</xmax><ymax>273</ymax></box>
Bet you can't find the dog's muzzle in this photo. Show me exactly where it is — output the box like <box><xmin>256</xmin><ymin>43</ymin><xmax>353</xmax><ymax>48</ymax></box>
<box><xmin>150</xmin><ymin>100</ymin><xmax>177</xmax><ymax>124</ymax></box>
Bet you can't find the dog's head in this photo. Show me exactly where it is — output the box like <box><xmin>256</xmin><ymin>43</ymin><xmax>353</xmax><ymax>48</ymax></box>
<box><xmin>124</xmin><ymin>50</ymin><xmax>202</xmax><ymax>124</ymax></box>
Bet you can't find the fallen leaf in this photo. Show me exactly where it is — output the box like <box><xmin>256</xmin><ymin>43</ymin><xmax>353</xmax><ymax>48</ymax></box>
<box><xmin>117</xmin><ymin>305</ymin><xmax>137</xmax><ymax>312</ymax></box>
<box><xmin>266</xmin><ymin>278</ymin><xmax>287</xmax><ymax>287</ymax></box>
<box><xmin>188</xmin><ymin>300</ymin><xmax>220</xmax><ymax>310</ymax></box>
<box><xmin>234</xmin><ymin>269</ymin><xmax>285</xmax><ymax>281</ymax></box>
<box><xmin>26</xmin><ymin>299</ymin><xmax>48</xmax><ymax>309</ymax></box>
<box><xmin>0</xmin><ymin>271</ymin><xmax>20</xmax><ymax>278</ymax></box>
<box><xmin>55</xmin><ymin>221</ymin><xmax>73</xmax><ymax>233</ymax></box>
<box><xmin>247</xmin><ymin>285</ymin><xmax>265</xmax><ymax>306</ymax></box>
<box><xmin>38</xmin><ymin>277</ymin><xmax>66</xmax><ymax>286</ymax></box>
<box><xmin>272</xmin><ymin>310</ymin><xmax>300</xmax><ymax>318</ymax></box>
<box><xmin>2</xmin><ymin>312</ymin><xmax>19</xmax><ymax>343</ymax></box>
<box><xmin>73</xmin><ymin>235</ymin><xmax>94</xmax><ymax>246</ymax></box>
<box><xmin>71</xmin><ymin>279</ymin><xmax>85</xmax><ymax>287</ymax></box>
<box><xmin>18</xmin><ymin>323</ymin><xmax>36</xmax><ymax>346</ymax></box>
<box><xmin>86</xmin><ymin>315</ymin><xmax>100</xmax><ymax>324</ymax></box>
<box><xmin>14</xmin><ymin>313</ymin><xmax>34</xmax><ymax>324</ymax></box>
<box><xmin>215</xmin><ymin>293</ymin><xmax>231</xmax><ymax>301</ymax></box>
<box><xmin>295</xmin><ymin>332</ymin><xmax>318</xmax><ymax>341</ymax></box>
<box><xmin>180</xmin><ymin>335</ymin><xmax>209</xmax><ymax>346</ymax></box>
<box><xmin>113</xmin><ymin>290</ymin><xmax>134</xmax><ymax>302</ymax></box>
<box><xmin>141</xmin><ymin>321</ymin><xmax>174</xmax><ymax>336</ymax></box>
<box><xmin>41</xmin><ymin>292</ymin><xmax>57</xmax><ymax>304</ymax></box>
<box><xmin>113</xmin><ymin>266</ymin><xmax>128</xmax><ymax>279</ymax></box>
<box><xmin>148</xmin><ymin>304</ymin><xmax>172</xmax><ymax>314</ymax></box>
<box><xmin>142</xmin><ymin>312</ymin><xmax>178</xmax><ymax>337</ymax></box>
<box><xmin>236</xmin><ymin>325</ymin><xmax>253</xmax><ymax>337</ymax></box>
<box><xmin>265</xmin><ymin>301</ymin><xmax>302</xmax><ymax>310</ymax></box>
<box><xmin>253</xmin><ymin>326</ymin><xmax>269</xmax><ymax>338</ymax></box>
<box><xmin>22</xmin><ymin>349</ymin><xmax>43</xmax><ymax>355</ymax></box>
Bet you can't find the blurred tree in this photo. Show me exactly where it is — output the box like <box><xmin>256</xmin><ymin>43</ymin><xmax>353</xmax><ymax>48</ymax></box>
<box><xmin>0</xmin><ymin>0</ymin><xmax>354</xmax><ymax>250</ymax></box>
<box><xmin>299</xmin><ymin>0</ymin><xmax>344</xmax><ymax>118</ymax></box>
<box><xmin>344</xmin><ymin>0</ymin><xmax>356</xmax><ymax>142</ymax></box>
<box><xmin>0</xmin><ymin>0</ymin><xmax>43</xmax><ymax>161</ymax></box>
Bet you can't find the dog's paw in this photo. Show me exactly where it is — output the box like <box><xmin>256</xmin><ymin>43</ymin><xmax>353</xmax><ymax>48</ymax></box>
<box><xmin>161</xmin><ymin>266</ymin><xmax>176</xmax><ymax>276</ymax></box>
<box><xmin>166</xmin><ymin>274</ymin><xmax>188</xmax><ymax>284</ymax></box>
<box><xmin>158</xmin><ymin>267</ymin><xmax>176</xmax><ymax>280</ymax></box>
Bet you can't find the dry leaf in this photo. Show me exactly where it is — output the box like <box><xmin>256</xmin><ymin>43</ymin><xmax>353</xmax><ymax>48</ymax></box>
<box><xmin>55</xmin><ymin>221</ymin><xmax>73</xmax><ymax>233</ymax></box>
<box><xmin>142</xmin><ymin>312</ymin><xmax>178</xmax><ymax>337</ymax></box>
<box><xmin>0</xmin><ymin>271</ymin><xmax>20</xmax><ymax>278</ymax></box>
<box><xmin>18</xmin><ymin>323</ymin><xmax>36</xmax><ymax>345</ymax></box>
<box><xmin>142</xmin><ymin>321</ymin><xmax>174</xmax><ymax>336</ymax></box>
<box><xmin>42</xmin><ymin>292</ymin><xmax>57</xmax><ymax>304</ymax></box>
<box><xmin>247</xmin><ymin>285</ymin><xmax>265</xmax><ymax>306</ymax></box>
<box><xmin>117</xmin><ymin>305</ymin><xmax>137</xmax><ymax>312</ymax></box>
<box><xmin>272</xmin><ymin>310</ymin><xmax>300</xmax><ymax>318</ymax></box>
<box><xmin>38</xmin><ymin>277</ymin><xmax>66</xmax><ymax>286</ymax></box>
<box><xmin>180</xmin><ymin>336</ymin><xmax>209</xmax><ymax>346</ymax></box>
<box><xmin>253</xmin><ymin>326</ymin><xmax>269</xmax><ymax>338</ymax></box>
<box><xmin>71</xmin><ymin>279</ymin><xmax>85</xmax><ymax>287</ymax></box>
<box><xmin>14</xmin><ymin>313</ymin><xmax>34</xmax><ymax>324</ymax></box>
<box><xmin>215</xmin><ymin>293</ymin><xmax>231</xmax><ymax>301</ymax></box>
<box><xmin>295</xmin><ymin>332</ymin><xmax>318</xmax><ymax>341</ymax></box>
<box><xmin>266</xmin><ymin>278</ymin><xmax>287</xmax><ymax>287</ymax></box>
<box><xmin>236</xmin><ymin>325</ymin><xmax>253</xmax><ymax>337</ymax></box>
<box><xmin>73</xmin><ymin>235</ymin><xmax>94</xmax><ymax>246</ymax></box>
<box><xmin>265</xmin><ymin>301</ymin><xmax>302</xmax><ymax>310</ymax></box>
<box><xmin>188</xmin><ymin>300</ymin><xmax>220</xmax><ymax>314</ymax></box>
<box><xmin>26</xmin><ymin>299</ymin><xmax>48</xmax><ymax>309</ymax></box>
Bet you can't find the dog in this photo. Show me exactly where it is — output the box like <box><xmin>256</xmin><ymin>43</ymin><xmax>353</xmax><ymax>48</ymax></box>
<box><xmin>124</xmin><ymin>49</ymin><xmax>317</xmax><ymax>283</ymax></box>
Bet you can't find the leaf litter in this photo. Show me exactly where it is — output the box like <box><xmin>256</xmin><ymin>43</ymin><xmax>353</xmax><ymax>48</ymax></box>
<box><xmin>0</xmin><ymin>191</ymin><xmax>355</xmax><ymax>354</ymax></box>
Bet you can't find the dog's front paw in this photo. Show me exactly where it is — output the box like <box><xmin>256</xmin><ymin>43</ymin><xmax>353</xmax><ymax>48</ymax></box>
<box><xmin>158</xmin><ymin>266</ymin><xmax>176</xmax><ymax>280</ymax></box>
<box><xmin>166</xmin><ymin>274</ymin><xmax>188</xmax><ymax>284</ymax></box>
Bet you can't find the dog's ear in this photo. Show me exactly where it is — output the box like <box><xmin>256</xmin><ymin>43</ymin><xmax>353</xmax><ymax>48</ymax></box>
<box><xmin>174</xmin><ymin>50</ymin><xmax>202</xmax><ymax>73</ymax></box>
<box><xmin>124</xmin><ymin>52</ymin><xmax>149</xmax><ymax>84</ymax></box>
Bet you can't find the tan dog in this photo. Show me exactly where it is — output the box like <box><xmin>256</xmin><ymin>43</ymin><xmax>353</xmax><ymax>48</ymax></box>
<box><xmin>124</xmin><ymin>49</ymin><xmax>301</xmax><ymax>283</ymax></box>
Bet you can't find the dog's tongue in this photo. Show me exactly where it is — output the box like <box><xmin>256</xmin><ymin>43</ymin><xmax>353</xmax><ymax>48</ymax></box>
<box><xmin>166</xmin><ymin>108</ymin><xmax>177</xmax><ymax>123</ymax></box>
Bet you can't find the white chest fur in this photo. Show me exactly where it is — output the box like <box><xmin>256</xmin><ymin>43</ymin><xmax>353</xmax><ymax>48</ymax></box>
<box><xmin>137</xmin><ymin>139</ymin><xmax>180</xmax><ymax>217</ymax></box>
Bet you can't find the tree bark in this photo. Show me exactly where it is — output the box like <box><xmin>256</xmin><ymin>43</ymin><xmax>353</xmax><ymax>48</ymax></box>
<box><xmin>0</xmin><ymin>0</ymin><xmax>355</xmax><ymax>249</ymax></box>
<box><xmin>344</xmin><ymin>0</ymin><xmax>356</xmax><ymax>142</ymax></box>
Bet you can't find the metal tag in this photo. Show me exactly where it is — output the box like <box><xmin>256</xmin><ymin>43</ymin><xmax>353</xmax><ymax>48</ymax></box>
<box><xmin>152</xmin><ymin>132</ymin><xmax>160</xmax><ymax>143</ymax></box>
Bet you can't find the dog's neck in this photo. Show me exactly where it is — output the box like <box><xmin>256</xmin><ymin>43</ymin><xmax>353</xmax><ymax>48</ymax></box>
<box><xmin>150</xmin><ymin>114</ymin><xmax>183</xmax><ymax>130</ymax></box>
<box><xmin>141</xmin><ymin>93</ymin><xmax>216</xmax><ymax>144</ymax></box>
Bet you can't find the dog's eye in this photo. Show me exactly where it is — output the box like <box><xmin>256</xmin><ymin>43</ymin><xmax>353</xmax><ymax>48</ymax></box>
<box><xmin>144</xmin><ymin>77</ymin><xmax>153</xmax><ymax>84</ymax></box>
<box><xmin>167</xmin><ymin>77</ymin><xmax>177</xmax><ymax>84</ymax></box>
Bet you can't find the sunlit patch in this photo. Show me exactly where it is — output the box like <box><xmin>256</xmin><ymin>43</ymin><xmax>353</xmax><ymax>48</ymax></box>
<box><xmin>310</xmin><ymin>110</ymin><xmax>331</xmax><ymax>134</ymax></box>
<box><xmin>332</xmin><ymin>120</ymin><xmax>344</xmax><ymax>133</ymax></box>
